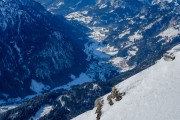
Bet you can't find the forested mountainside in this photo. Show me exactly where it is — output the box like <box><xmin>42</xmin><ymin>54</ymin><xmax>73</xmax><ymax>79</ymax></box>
<box><xmin>0</xmin><ymin>0</ymin><xmax>87</xmax><ymax>98</ymax></box>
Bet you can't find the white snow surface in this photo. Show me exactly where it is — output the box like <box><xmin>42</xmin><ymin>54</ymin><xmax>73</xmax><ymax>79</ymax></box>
<box><xmin>56</xmin><ymin>2</ymin><xmax>64</xmax><ymax>7</ymax></box>
<box><xmin>158</xmin><ymin>26</ymin><xmax>180</xmax><ymax>41</ymax></box>
<box><xmin>109</xmin><ymin>57</ymin><xmax>135</xmax><ymax>72</ymax></box>
<box><xmin>129</xmin><ymin>31</ymin><xmax>143</xmax><ymax>42</ymax></box>
<box><xmin>119</xmin><ymin>30</ymin><xmax>130</xmax><ymax>38</ymax></box>
<box><xmin>72</xmin><ymin>45</ymin><xmax>180</xmax><ymax>120</ymax></box>
<box><xmin>67</xmin><ymin>73</ymin><xmax>92</xmax><ymax>87</ymax></box>
<box><xmin>29</xmin><ymin>105</ymin><xmax>53</xmax><ymax>120</ymax></box>
<box><xmin>52</xmin><ymin>73</ymin><xmax>92</xmax><ymax>90</ymax></box>
<box><xmin>152</xmin><ymin>0</ymin><xmax>173</xmax><ymax>5</ymax></box>
<box><xmin>0</xmin><ymin>104</ymin><xmax>18</xmax><ymax>113</ymax></box>
<box><xmin>57</xmin><ymin>96</ymin><xmax>66</xmax><ymax>107</ymax></box>
<box><xmin>30</xmin><ymin>79</ymin><xmax>50</xmax><ymax>93</ymax></box>
<box><xmin>65</xmin><ymin>11</ymin><xmax>93</xmax><ymax>24</ymax></box>
<box><xmin>97</xmin><ymin>44</ymin><xmax>118</xmax><ymax>56</ymax></box>
<box><xmin>88</xmin><ymin>27</ymin><xmax>109</xmax><ymax>42</ymax></box>
<box><xmin>84</xmin><ymin>42</ymin><xmax>111</xmax><ymax>61</ymax></box>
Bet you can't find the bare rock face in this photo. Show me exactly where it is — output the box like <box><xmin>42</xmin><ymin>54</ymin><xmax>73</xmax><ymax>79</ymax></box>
<box><xmin>107</xmin><ymin>87</ymin><xmax>126</xmax><ymax>106</ymax></box>
<box><xmin>94</xmin><ymin>97</ymin><xmax>104</xmax><ymax>120</ymax></box>
<box><xmin>163</xmin><ymin>53</ymin><xmax>175</xmax><ymax>61</ymax></box>
<box><xmin>107</xmin><ymin>95</ymin><xmax>114</xmax><ymax>106</ymax></box>
<box><xmin>94</xmin><ymin>87</ymin><xmax>125</xmax><ymax>120</ymax></box>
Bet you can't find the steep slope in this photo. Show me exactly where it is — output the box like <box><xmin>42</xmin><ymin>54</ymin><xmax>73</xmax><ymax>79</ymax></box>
<box><xmin>0</xmin><ymin>0</ymin><xmax>87</xmax><ymax>99</ymax></box>
<box><xmin>1</xmin><ymin>45</ymin><xmax>179</xmax><ymax>120</ymax></box>
<box><xmin>73</xmin><ymin>44</ymin><xmax>180</xmax><ymax>120</ymax></box>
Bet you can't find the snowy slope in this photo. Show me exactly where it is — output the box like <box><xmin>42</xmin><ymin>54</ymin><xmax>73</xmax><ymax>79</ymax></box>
<box><xmin>72</xmin><ymin>44</ymin><xmax>180</xmax><ymax>120</ymax></box>
<box><xmin>29</xmin><ymin>105</ymin><xmax>53</xmax><ymax>120</ymax></box>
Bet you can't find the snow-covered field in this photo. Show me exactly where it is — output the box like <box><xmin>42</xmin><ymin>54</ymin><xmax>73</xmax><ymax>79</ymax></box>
<box><xmin>72</xmin><ymin>44</ymin><xmax>180</xmax><ymax>120</ymax></box>
<box><xmin>108</xmin><ymin>57</ymin><xmax>135</xmax><ymax>72</ymax></box>
<box><xmin>66</xmin><ymin>11</ymin><xmax>93</xmax><ymax>24</ymax></box>
<box><xmin>30</xmin><ymin>79</ymin><xmax>50</xmax><ymax>93</ymax></box>
<box><xmin>88</xmin><ymin>27</ymin><xmax>109</xmax><ymax>42</ymax></box>
<box><xmin>52</xmin><ymin>73</ymin><xmax>92</xmax><ymax>91</ymax></box>
<box><xmin>119</xmin><ymin>30</ymin><xmax>130</xmax><ymax>39</ymax></box>
<box><xmin>0</xmin><ymin>105</ymin><xmax>18</xmax><ymax>113</ymax></box>
<box><xmin>152</xmin><ymin>0</ymin><xmax>173</xmax><ymax>5</ymax></box>
<box><xmin>29</xmin><ymin>105</ymin><xmax>53</xmax><ymax>120</ymax></box>
<box><xmin>129</xmin><ymin>31</ymin><xmax>143</xmax><ymax>42</ymax></box>
<box><xmin>158</xmin><ymin>26</ymin><xmax>180</xmax><ymax>43</ymax></box>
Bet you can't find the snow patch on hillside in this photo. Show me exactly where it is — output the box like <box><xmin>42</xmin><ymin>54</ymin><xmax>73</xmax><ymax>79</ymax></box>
<box><xmin>53</xmin><ymin>73</ymin><xmax>92</xmax><ymax>90</ymax></box>
<box><xmin>84</xmin><ymin>42</ymin><xmax>111</xmax><ymax>61</ymax></box>
<box><xmin>58</xmin><ymin>96</ymin><xmax>66</xmax><ymax>107</ymax></box>
<box><xmin>91</xmin><ymin>84</ymin><xmax>101</xmax><ymax>90</ymax></box>
<box><xmin>129</xmin><ymin>31</ymin><xmax>143</xmax><ymax>42</ymax></box>
<box><xmin>99</xmin><ymin>4</ymin><xmax>107</xmax><ymax>9</ymax></box>
<box><xmin>119</xmin><ymin>30</ymin><xmax>130</xmax><ymax>39</ymax></box>
<box><xmin>109</xmin><ymin>57</ymin><xmax>133</xmax><ymax>72</ymax></box>
<box><xmin>144</xmin><ymin>17</ymin><xmax>162</xmax><ymax>30</ymax></box>
<box><xmin>152</xmin><ymin>0</ymin><xmax>173</xmax><ymax>5</ymax></box>
<box><xmin>56</xmin><ymin>2</ymin><xmax>64</xmax><ymax>7</ymax></box>
<box><xmin>66</xmin><ymin>11</ymin><xmax>93</xmax><ymax>24</ymax></box>
<box><xmin>30</xmin><ymin>80</ymin><xmax>50</xmax><ymax>93</ymax></box>
<box><xmin>128</xmin><ymin>46</ymin><xmax>139</xmax><ymax>56</ymax></box>
<box><xmin>88</xmin><ymin>27</ymin><xmax>109</xmax><ymax>42</ymax></box>
<box><xmin>158</xmin><ymin>26</ymin><xmax>180</xmax><ymax>42</ymax></box>
<box><xmin>29</xmin><ymin>105</ymin><xmax>53</xmax><ymax>120</ymax></box>
<box><xmin>97</xmin><ymin>44</ymin><xmax>118</xmax><ymax>56</ymax></box>
<box><xmin>0</xmin><ymin>105</ymin><xmax>18</xmax><ymax>113</ymax></box>
<box><xmin>67</xmin><ymin>73</ymin><xmax>92</xmax><ymax>86</ymax></box>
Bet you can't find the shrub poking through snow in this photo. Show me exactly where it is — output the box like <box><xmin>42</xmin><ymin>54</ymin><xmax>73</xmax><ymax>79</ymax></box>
<box><xmin>107</xmin><ymin>87</ymin><xmax>126</xmax><ymax>106</ymax></box>
<box><xmin>94</xmin><ymin>97</ymin><xmax>104</xmax><ymax>120</ymax></box>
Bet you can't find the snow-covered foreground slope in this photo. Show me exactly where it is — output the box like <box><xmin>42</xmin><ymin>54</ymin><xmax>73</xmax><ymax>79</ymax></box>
<box><xmin>72</xmin><ymin>45</ymin><xmax>180</xmax><ymax>120</ymax></box>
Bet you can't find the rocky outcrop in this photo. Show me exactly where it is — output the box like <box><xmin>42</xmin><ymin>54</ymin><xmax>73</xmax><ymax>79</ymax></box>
<box><xmin>93</xmin><ymin>87</ymin><xmax>125</xmax><ymax>120</ymax></box>
<box><xmin>94</xmin><ymin>97</ymin><xmax>104</xmax><ymax>120</ymax></box>
<box><xmin>107</xmin><ymin>87</ymin><xmax>125</xmax><ymax>106</ymax></box>
<box><xmin>163</xmin><ymin>53</ymin><xmax>175</xmax><ymax>61</ymax></box>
